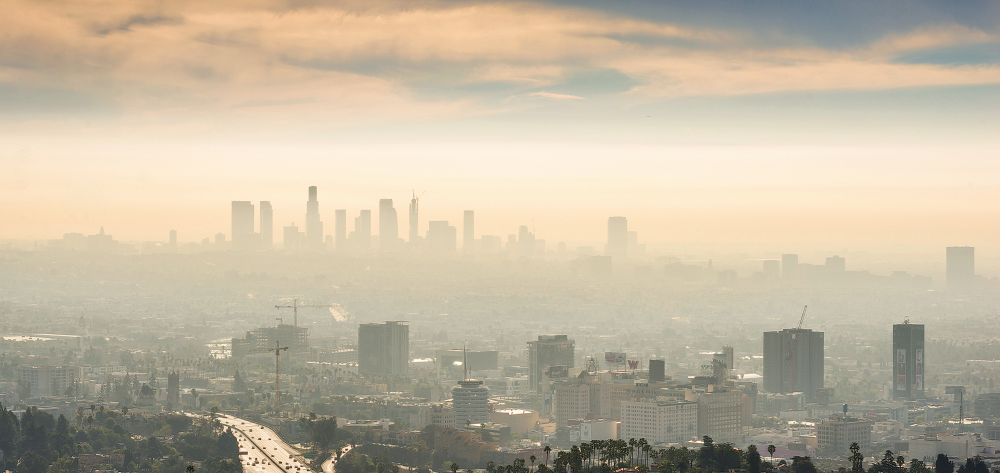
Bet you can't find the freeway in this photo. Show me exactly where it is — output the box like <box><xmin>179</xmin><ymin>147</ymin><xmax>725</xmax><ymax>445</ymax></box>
<box><xmin>214</xmin><ymin>414</ymin><xmax>307</xmax><ymax>473</ymax></box>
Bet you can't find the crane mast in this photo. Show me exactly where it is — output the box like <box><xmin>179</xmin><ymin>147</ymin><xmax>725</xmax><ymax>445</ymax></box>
<box><xmin>786</xmin><ymin>305</ymin><xmax>807</xmax><ymax>410</ymax></box>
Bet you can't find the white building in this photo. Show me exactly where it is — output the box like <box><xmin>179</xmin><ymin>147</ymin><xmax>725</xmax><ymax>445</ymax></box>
<box><xmin>621</xmin><ymin>400</ymin><xmax>698</xmax><ymax>445</ymax></box>
<box><xmin>453</xmin><ymin>379</ymin><xmax>490</xmax><ymax>427</ymax></box>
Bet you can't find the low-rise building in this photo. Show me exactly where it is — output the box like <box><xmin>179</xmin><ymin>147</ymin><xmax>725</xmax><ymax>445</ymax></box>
<box><xmin>621</xmin><ymin>400</ymin><xmax>697</xmax><ymax>445</ymax></box>
<box><xmin>816</xmin><ymin>414</ymin><xmax>872</xmax><ymax>456</ymax></box>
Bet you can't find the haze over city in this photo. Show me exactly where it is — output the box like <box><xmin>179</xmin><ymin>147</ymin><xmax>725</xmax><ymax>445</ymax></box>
<box><xmin>2</xmin><ymin>3</ymin><xmax>1000</xmax><ymax>473</ymax></box>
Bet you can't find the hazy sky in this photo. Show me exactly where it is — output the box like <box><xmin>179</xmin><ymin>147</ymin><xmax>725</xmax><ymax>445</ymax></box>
<box><xmin>2</xmin><ymin>0</ymin><xmax>999</xmax><ymax>249</ymax></box>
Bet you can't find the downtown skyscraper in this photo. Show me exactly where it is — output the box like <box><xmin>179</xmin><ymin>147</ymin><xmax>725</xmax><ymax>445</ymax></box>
<box><xmin>893</xmin><ymin>321</ymin><xmax>925</xmax><ymax>400</ymax></box>
<box><xmin>231</xmin><ymin>201</ymin><xmax>255</xmax><ymax>250</ymax></box>
<box><xmin>305</xmin><ymin>186</ymin><xmax>323</xmax><ymax>250</ymax></box>
<box><xmin>379</xmin><ymin>199</ymin><xmax>398</xmax><ymax>252</ymax></box>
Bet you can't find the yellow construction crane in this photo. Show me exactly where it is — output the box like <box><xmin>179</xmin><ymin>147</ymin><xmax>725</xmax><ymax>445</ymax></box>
<box><xmin>275</xmin><ymin>298</ymin><xmax>333</xmax><ymax>327</ymax></box>
<box><xmin>785</xmin><ymin>305</ymin><xmax>807</xmax><ymax>410</ymax></box>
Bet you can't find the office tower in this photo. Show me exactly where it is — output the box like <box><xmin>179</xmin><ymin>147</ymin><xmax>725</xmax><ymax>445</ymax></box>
<box><xmin>826</xmin><ymin>255</ymin><xmax>846</xmax><ymax>272</ymax></box>
<box><xmin>215</xmin><ymin>232</ymin><xmax>226</xmax><ymax>247</ymax></box>
<box><xmin>284</xmin><ymin>223</ymin><xmax>302</xmax><ymax>250</ymax></box>
<box><xmin>353</xmin><ymin>210</ymin><xmax>372</xmax><ymax>249</ymax></box>
<box><xmin>622</xmin><ymin>400</ymin><xmax>697</xmax><ymax>444</ymax></box>
<box><xmin>231</xmin><ymin>201</ymin><xmax>255</xmax><ymax>250</ymax></box>
<box><xmin>763</xmin><ymin>328</ymin><xmax>824</xmax><ymax>403</ymax></box>
<box><xmin>463</xmin><ymin>210</ymin><xmax>475</xmax><ymax>253</ymax></box>
<box><xmin>169</xmin><ymin>230</ymin><xmax>177</xmax><ymax>249</ymax></box>
<box><xmin>817</xmin><ymin>414</ymin><xmax>872</xmax><ymax>455</ymax></box>
<box><xmin>335</xmin><ymin>210</ymin><xmax>347</xmax><ymax>250</ymax></box>
<box><xmin>946</xmin><ymin>246</ymin><xmax>975</xmax><ymax>291</ymax></box>
<box><xmin>260</xmin><ymin>201</ymin><xmax>273</xmax><ymax>248</ymax></box>
<box><xmin>167</xmin><ymin>371</ymin><xmax>180</xmax><ymax>406</ymax></box>
<box><xmin>649</xmin><ymin>359</ymin><xmax>665</xmax><ymax>383</ymax></box>
<box><xmin>606</xmin><ymin>216</ymin><xmax>628</xmax><ymax>258</ymax></box>
<box><xmin>763</xmin><ymin>260</ymin><xmax>780</xmax><ymax>280</ymax></box>
<box><xmin>379</xmin><ymin>199</ymin><xmax>398</xmax><ymax>252</ymax></box>
<box><xmin>518</xmin><ymin>225</ymin><xmax>535</xmax><ymax>258</ymax></box>
<box><xmin>453</xmin><ymin>379</ymin><xmax>490</xmax><ymax>427</ymax></box>
<box><xmin>893</xmin><ymin>321</ymin><xmax>925</xmax><ymax>400</ymax></box>
<box><xmin>305</xmin><ymin>186</ymin><xmax>323</xmax><ymax>250</ymax></box>
<box><xmin>527</xmin><ymin>335</ymin><xmax>575</xmax><ymax>395</ymax></box>
<box><xmin>426</xmin><ymin>221</ymin><xmax>457</xmax><ymax>253</ymax></box>
<box><xmin>409</xmin><ymin>192</ymin><xmax>419</xmax><ymax>243</ymax></box>
<box><xmin>781</xmin><ymin>254</ymin><xmax>799</xmax><ymax>280</ymax></box>
<box><xmin>358</xmin><ymin>321</ymin><xmax>409</xmax><ymax>376</ymax></box>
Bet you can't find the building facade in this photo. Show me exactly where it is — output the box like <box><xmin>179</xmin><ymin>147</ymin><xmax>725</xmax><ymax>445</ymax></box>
<box><xmin>621</xmin><ymin>400</ymin><xmax>698</xmax><ymax>445</ymax></box>
<box><xmin>691</xmin><ymin>389</ymin><xmax>744</xmax><ymax>444</ymax></box>
<box><xmin>893</xmin><ymin>321</ymin><xmax>925</xmax><ymax>400</ymax></box>
<box><xmin>763</xmin><ymin>328</ymin><xmax>824</xmax><ymax>403</ymax></box>
<box><xmin>816</xmin><ymin>414</ymin><xmax>872</xmax><ymax>455</ymax></box>
<box><xmin>527</xmin><ymin>335</ymin><xmax>575</xmax><ymax>395</ymax></box>
<box><xmin>453</xmin><ymin>379</ymin><xmax>490</xmax><ymax>427</ymax></box>
<box><xmin>358</xmin><ymin>321</ymin><xmax>409</xmax><ymax>377</ymax></box>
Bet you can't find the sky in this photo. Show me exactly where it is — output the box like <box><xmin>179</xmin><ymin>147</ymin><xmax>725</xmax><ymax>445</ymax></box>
<box><xmin>2</xmin><ymin>0</ymin><xmax>999</xmax><ymax>251</ymax></box>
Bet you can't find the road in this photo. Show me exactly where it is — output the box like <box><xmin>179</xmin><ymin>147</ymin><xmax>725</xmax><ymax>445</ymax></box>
<box><xmin>322</xmin><ymin>445</ymin><xmax>352</xmax><ymax>473</ymax></box>
<box><xmin>214</xmin><ymin>414</ymin><xmax>307</xmax><ymax>473</ymax></box>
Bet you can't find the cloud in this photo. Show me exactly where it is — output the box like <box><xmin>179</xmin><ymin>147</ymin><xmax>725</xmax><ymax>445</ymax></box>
<box><xmin>0</xmin><ymin>0</ymin><xmax>998</xmax><ymax>127</ymax></box>
<box><xmin>529</xmin><ymin>91</ymin><xmax>586</xmax><ymax>100</ymax></box>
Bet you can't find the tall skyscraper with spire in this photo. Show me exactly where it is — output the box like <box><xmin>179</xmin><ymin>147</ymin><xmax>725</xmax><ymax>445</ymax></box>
<box><xmin>409</xmin><ymin>191</ymin><xmax>420</xmax><ymax>244</ymax></box>
<box><xmin>305</xmin><ymin>186</ymin><xmax>323</xmax><ymax>250</ymax></box>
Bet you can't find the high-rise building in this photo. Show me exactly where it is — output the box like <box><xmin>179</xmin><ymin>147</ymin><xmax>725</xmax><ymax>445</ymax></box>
<box><xmin>463</xmin><ymin>210</ymin><xmax>475</xmax><ymax>253</ymax></box>
<box><xmin>893</xmin><ymin>321</ymin><xmax>925</xmax><ymax>400</ymax></box>
<box><xmin>169</xmin><ymin>230</ymin><xmax>177</xmax><ymax>249</ymax></box>
<box><xmin>763</xmin><ymin>260</ymin><xmax>780</xmax><ymax>280</ymax></box>
<box><xmin>335</xmin><ymin>209</ymin><xmax>347</xmax><ymax>250</ymax></box>
<box><xmin>816</xmin><ymin>414</ymin><xmax>872</xmax><ymax>455</ymax></box>
<box><xmin>763</xmin><ymin>328</ymin><xmax>824</xmax><ymax>403</ymax></box>
<box><xmin>621</xmin><ymin>400</ymin><xmax>698</xmax><ymax>444</ymax></box>
<box><xmin>427</xmin><ymin>221</ymin><xmax>457</xmax><ymax>253</ymax></box>
<box><xmin>284</xmin><ymin>223</ymin><xmax>303</xmax><ymax>250</ymax></box>
<box><xmin>379</xmin><ymin>199</ymin><xmax>398</xmax><ymax>252</ymax></box>
<box><xmin>305</xmin><ymin>186</ymin><xmax>323</xmax><ymax>250</ymax></box>
<box><xmin>649</xmin><ymin>359</ymin><xmax>666</xmax><ymax>383</ymax></box>
<box><xmin>167</xmin><ymin>371</ymin><xmax>180</xmax><ymax>406</ymax></box>
<box><xmin>231</xmin><ymin>201</ymin><xmax>255</xmax><ymax>250</ymax></box>
<box><xmin>946</xmin><ymin>246</ymin><xmax>975</xmax><ymax>291</ymax></box>
<box><xmin>15</xmin><ymin>365</ymin><xmax>79</xmax><ymax>397</ymax></box>
<box><xmin>260</xmin><ymin>201</ymin><xmax>273</xmax><ymax>248</ymax></box>
<box><xmin>826</xmin><ymin>255</ymin><xmax>846</xmax><ymax>272</ymax></box>
<box><xmin>606</xmin><ymin>216</ymin><xmax>627</xmax><ymax>258</ymax></box>
<box><xmin>409</xmin><ymin>192</ymin><xmax>420</xmax><ymax>244</ymax></box>
<box><xmin>781</xmin><ymin>254</ymin><xmax>799</xmax><ymax>280</ymax></box>
<box><xmin>527</xmin><ymin>335</ymin><xmax>575</xmax><ymax>395</ymax></box>
<box><xmin>358</xmin><ymin>321</ymin><xmax>409</xmax><ymax>377</ymax></box>
<box><xmin>354</xmin><ymin>210</ymin><xmax>372</xmax><ymax>249</ymax></box>
<box><xmin>453</xmin><ymin>379</ymin><xmax>490</xmax><ymax>427</ymax></box>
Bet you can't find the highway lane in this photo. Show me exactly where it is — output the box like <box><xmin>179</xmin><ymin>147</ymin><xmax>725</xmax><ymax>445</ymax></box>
<box><xmin>214</xmin><ymin>414</ymin><xmax>307</xmax><ymax>473</ymax></box>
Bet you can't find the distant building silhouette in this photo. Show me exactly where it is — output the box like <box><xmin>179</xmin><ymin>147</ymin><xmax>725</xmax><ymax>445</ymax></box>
<box><xmin>231</xmin><ymin>201</ymin><xmax>255</xmax><ymax>250</ymax></box>
<box><xmin>946</xmin><ymin>246</ymin><xmax>975</xmax><ymax>291</ymax></box>
<box><xmin>353</xmin><ymin>210</ymin><xmax>372</xmax><ymax>249</ymax></box>
<box><xmin>379</xmin><ymin>199</ymin><xmax>398</xmax><ymax>252</ymax></box>
<box><xmin>335</xmin><ymin>209</ymin><xmax>347</xmax><ymax>250</ymax></box>
<box><xmin>167</xmin><ymin>371</ymin><xmax>180</xmax><ymax>406</ymax></box>
<box><xmin>260</xmin><ymin>201</ymin><xmax>273</xmax><ymax>248</ymax></box>
<box><xmin>215</xmin><ymin>232</ymin><xmax>226</xmax><ymax>248</ymax></box>
<box><xmin>358</xmin><ymin>321</ymin><xmax>409</xmax><ymax>377</ymax></box>
<box><xmin>463</xmin><ymin>210</ymin><xmax>475</xmax><ymax>253</ymax></box>
<box><xmin>893</xmin><ymin>321</ymin><xmax>925</xmax><ymax>400</ymax></box>
<box><xmin>427</xmin><ymin>221</ymin><xmax>457</xmax><ymax>253</ymax></box>
<box><xmin>305</xmin><ymin>186</ymin><xmax>323</xmax><ymax>250</ymax></box>
<box><xmin>409</xmin><ymin>193</ymin><xmax>420</xmax><ymax>244</ymax></box>
<box><xmin>169</xmin><ymin>230</ymin><xmax>177</xmax><ymax>249</ymax></box>
<box><xmin>763</xmin><ymin>328</ymin><xmax>824</xmax><ymax>403</ymax></box>
<box><xmin>781</xmin><ymin>254</ymin><xmax>799</xmax><ymax>280</ymax></box>
<box><xmin>284</xmin><ymin>223</ymin><xmax>303</xmax><ymax>250</ymax></box>
<box><xmin>606</xmin><ymin>216</ymin><xmax>627</xmax><ymax>258</ymax></box>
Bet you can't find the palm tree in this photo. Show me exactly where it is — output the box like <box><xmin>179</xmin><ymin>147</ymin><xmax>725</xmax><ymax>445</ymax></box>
<box><xmin>768</xmin><ymin>445</ymin><xmax>776</xmax><ymax>466</ymax></box>
<box><xmin>531</xmin><ymin>455</ymin><xmax>537</xmax><ymax>472</ymax></box>
<box><xmin>186</xmin><ymin>465</ymin><xmax>196</xmax><ymax>473</ymax></box>
<box><xmin>545</xmin><ymin>446</ymin><xmax>552</xmax><ymax>467</ymax></box>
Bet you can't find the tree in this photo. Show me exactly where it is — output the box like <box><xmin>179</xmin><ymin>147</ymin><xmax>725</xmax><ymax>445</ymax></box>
<box><xmin>14</xmin><ymin>452</ymin><xmax>49</xmax><ymax>473</ymax></box>
<box><xmin>545</xmin><ymin>446</ymin><xmax>552</xmax><ymax>467</ymax></box>
<box><xmin>791</xmin><ymin>457</ymin><xmax>817</xmax><ymax>473</ymax></box>
<box><xmin>747</xmin><ymin>445</ymin><xmax>762</xmax><ymax>473</ymax></box>
<box><xmin>850</xmin><ymin>443</ymin><xmax>864</xmax><ymax>473</ymax></box>
<box><xmin>936</xmin><ymin>454</ymin><xmax>955</xmax><ymax>473</ymax></box>
<box><xmin>450</xmin><ymin>463</ymin><xmax>460</xmax><ymax>473</ymax></box>
<box><xmin>768</xmin><ymin>445</ymin><xmax>777</xmax><ymax>466</ymax></box>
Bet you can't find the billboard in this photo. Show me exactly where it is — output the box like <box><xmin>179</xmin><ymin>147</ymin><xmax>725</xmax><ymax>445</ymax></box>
<box><xmin>605</xmin><ymin>352</ymin><xmax>626</xmax><ymax>366</ymax></box>
<box><xmin>627</xmin><ymin>359</ymin><xmax>640</xmax><ymax>370</ymax></box>
<box><xmin>548</xmin><ymin>365</ymin><xmax>569</xmax><ymax>379</ymax></box>
<box><xmin>896</xmin><ymin>375</ymin><xmax>906</xmax><ymax>391</ymax></box>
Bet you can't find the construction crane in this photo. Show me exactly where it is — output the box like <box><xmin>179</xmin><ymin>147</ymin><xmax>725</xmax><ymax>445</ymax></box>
<box><xmin>261</xmin><ymin>341</ymin><xmax>288</xmax><ymax>414</ymax></box>
<box><xmin>275</xmin><ymin>298</ymin><xmax>333</xmax><ymax>327</ymax></box>
<box><xmin>785</xmin><ymin>305</ymin><xmax>808</xmax><ymax>410</ymax></box>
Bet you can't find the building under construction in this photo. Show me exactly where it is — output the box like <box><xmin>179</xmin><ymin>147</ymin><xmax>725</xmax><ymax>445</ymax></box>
<box><xmin>232</xmin><ymin>324</ymin><xmax>309</xmax><ymax>359</ymax></box>
<box><xmin>762</xmin><ymin>328</ymin><xmax>824</xmax><ymax>403</ymax></box>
